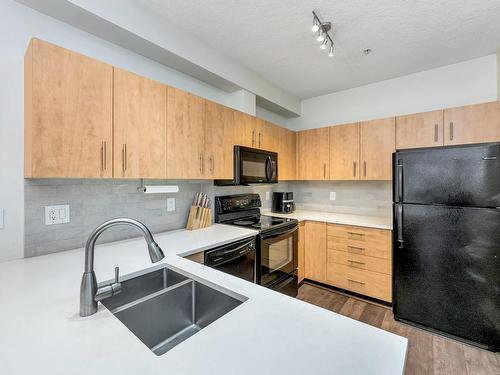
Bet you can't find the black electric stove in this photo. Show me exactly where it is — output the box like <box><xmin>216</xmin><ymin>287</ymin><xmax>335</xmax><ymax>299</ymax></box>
<box><xmin>215</xmin><ymin>194</ymin><xmax>299</xmax><ymax>297</ymax></box>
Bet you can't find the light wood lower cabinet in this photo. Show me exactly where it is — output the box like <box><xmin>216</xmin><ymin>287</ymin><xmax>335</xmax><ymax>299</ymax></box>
<box><xmin>113</xmin><ymin>68</ymin><xmax>167</xmax><ymax>178</ymax></box>
<box><xmin>297</xmin><ymin>128</ymin><xmax>330</xmax><ymax>180</ymax></box>
<box><xmin>298</xmin><ymin>222</ymin><xmax>305</xmax><ymax>283</ymax></box>
<box><xmin>443</xmin><ymin>101</ymin><xmax>500</xmax><ymax>145</ymax></box>
<box><xmin>25</xmin><ymin>38</ymin><xmax>113</xmax><ymax>178</ymax></box>
<box><xmin>302</xmin><ymin>220</ymin><xmax>392</xmax><ymax>302</ymax></box>
<box><xmin>326</xmin><ymin>223</ymin><xmax>392</xmax><ymax>302</ymax></box>
<box><xmin>304</xmin><ymin>221</ymin><xmax>327</xmax><ymax>283</ymax></box>
<box><xmin>396</xmin><ymin>110</ymin><xmax>444</xmax><ymax>149</ymax></box>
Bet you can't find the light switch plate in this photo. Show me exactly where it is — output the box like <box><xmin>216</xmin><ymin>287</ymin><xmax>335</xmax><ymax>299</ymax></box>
<box><xmin>45</xmin><ymin>205</ymin><xmax>70</xmax><ymax>225</ymax></box>
<box><xmin>265</xmin><ymin>191</ymin><xmax>270</xmax><ymax>201</ymax></box>
<box><xmin>0</xmin><ymin>208</ymin><xmax>4</xmax><ymax>229</ymax></box>
<box><xmin>330</xmin><ymin>192</ymin><xmax>336</xmax><ymax>201</ymax></box>
<box><xmin>167</xmin><ymin>198</ymin><xmax>176</xmax><ymax>212</ymax></box>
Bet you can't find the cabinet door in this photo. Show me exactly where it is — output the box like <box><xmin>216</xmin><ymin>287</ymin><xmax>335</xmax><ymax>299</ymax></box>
<box><xmin>297</xmin><ymin>128</ymin><xmax>330</xmax><ymax>180</ymax></box>
<box><xmin>25</xmin><ymin>39</ymin><xmax>113</xmax><ymax>178</ymax></box>
<box><xmin>113</xmin><ymin>68</ymin><xmax>166</xmax><ymax>178</ymax></box>
<box><xmin>360</xmin><ymin>118</ymin><xmax>395</xmax><ymax>180</ymax></box>
<box><xmin>396</xmin><ymin>110</ymin><xmax>443</xmax><ymax>149</ymax></box>
<box><xmin>278</xmin><ymin>127</ymin><xmax>297</xmax><ymax>180</ymax></box>
<box><xmin>234</xmin><ymin>111</ymin><xmax>255</xmax><ymax>148</ymax></box>
<box><xmin>260</xmin><ymin>120</ymin><xmax>280</xmax><ymax>151</ymax></box>
<box><xmin>204</xmin><ymin>100</ymin><xmax>235</xmax><ymax>179</ymax></box>
<box><xmin>444</xmin><ymin>101</ymin><xmax>500</xmax><ymax>145</ymax></box>
<box><xmin>166</xmin><ymin>87</ymin><xmax>205</xmax><ymax>179</ymax></box>
<box><xmin>329</xmin><ymin>123</ymin><xmax>360</xmax><ymax>180</ymax></box>
<box><xmin>298</xmin><ymin>222</ymin><xmax>305</xmax><ymax>283</ymax></box>
<box><xmin>304</xmin><ymin>221</ymin><xmax>327</xmax><ymax>282</ymax></box>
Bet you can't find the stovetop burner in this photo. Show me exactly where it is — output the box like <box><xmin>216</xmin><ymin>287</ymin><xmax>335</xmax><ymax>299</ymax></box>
<box><xmin>233</xmin><ymin>220</ymin><xmax>255</xmax><ymax>226</ymax></box>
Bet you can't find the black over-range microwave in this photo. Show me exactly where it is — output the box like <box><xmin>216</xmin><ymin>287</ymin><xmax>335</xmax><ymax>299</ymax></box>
<box><xmin>214</xmin><ymin>146</ymin><xmax>278</xmax><ymax>185</ymax></box>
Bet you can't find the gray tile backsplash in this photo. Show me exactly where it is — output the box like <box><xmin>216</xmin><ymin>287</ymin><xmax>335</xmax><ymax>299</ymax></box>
<box><xmin>24</xmin><ymin>179</ymin><xmax>390</xmax><ymax>257</ymax></box>
<box><xmin>288</xmin><ymin>180</ymin><xmax>392</xmax><ymax>217</ymax></box>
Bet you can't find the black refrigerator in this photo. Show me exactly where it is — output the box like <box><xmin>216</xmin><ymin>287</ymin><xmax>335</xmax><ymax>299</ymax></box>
<box><xmin>393</xmin><ymin>143</ymin><xmax>500</xmax><ymax>351</ymax></box>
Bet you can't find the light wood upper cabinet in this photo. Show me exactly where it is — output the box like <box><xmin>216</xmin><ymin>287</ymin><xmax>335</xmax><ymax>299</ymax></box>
<box><xmin>396</xmin><ymin>110</ymin><xmax>443</xmax><ymax>149</ymax></box>
<box><xmin>329</xmin><ymin>123</ymin><xmax>360</xmax><ymax>180</ymax></box>
<box><xmin>444</xmin><ymin>101</ymin><xmax>500</xmax><ymax>145</ymax></box>
<box><xmin>204</xmin><ymin>101</ymin><xmax>235</xmax><ymax>179</ymax></box>
<box><xmin>233</xmin><ymin>111</ymin><xmax>255</xmax><ymax>148</ymax></box>
<box><xmin>166</xmin><ymin>87</ymin><xmax>205</xmax><ymax>179</ymax></box>
<box><xmin>113</xmin><ymin>68</ymin><xmax>166</xmax><ymax>179</ymax></box>
<box><xmin>360</xmin><ymin>118</ymin><xmax>395</xmax><ymax>180</ymax></box>
<box><xmin>260</xmin><ymin>120</ymin><xmax>280</xmax><ymax>151</ymax></box>
<box><xmin>297</xmin><ymin>127</ymin><xmax>330</xmax><ymax>180</ymax></box>
<box><xmin>25</xmin><ymin>39</ymin><xmax>113</xmax><ymax>178</ymax></box>
<box><xmin>278</xmin><ymin>127</ymin><xmax>297</xmax><ymax>180</ymax></box>
<box><xmin>304</xmin><ymin>221</ymin><xmax>327</xmax><ymax>283</ymax></box>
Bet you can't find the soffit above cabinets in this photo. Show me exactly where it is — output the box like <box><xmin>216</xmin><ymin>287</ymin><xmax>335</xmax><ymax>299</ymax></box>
<box><xmin>137</xmin><ymin>0</ymin><xmax>500</xmax><ymax>99</ymax></box>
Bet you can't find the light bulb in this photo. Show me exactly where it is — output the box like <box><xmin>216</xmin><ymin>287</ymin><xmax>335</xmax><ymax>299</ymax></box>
<box><xmin>316</xmin><ymin>30</ymin><xmax>324</xmax><ymax>42</ymax></box>
<box><xmin>328</xmin><ymin>44</ymin><xmax>334</xmax><ymax>57</ymax></box>
<box><xmin>312</xmin><ymin>20</ymin><xmax>319</xmax><ymax>32</ymax></box>
<box><xmin>320</xmin><ymin>39</ymin><xmax>328</xmax><ymax>50</ymax></box>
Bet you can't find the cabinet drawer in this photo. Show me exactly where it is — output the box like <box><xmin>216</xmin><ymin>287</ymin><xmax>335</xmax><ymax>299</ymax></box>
<box><xmin>326</xmin><ymin>263</ymin><xmax>392</xmax><ymax>302</ymax></box>
<box><xmin>328</xmin><ymin>249</ymin><xmax>391</xmax><ymax>275</ymax></box>
<box><xmin>327</xmin><ymin>236</ymin><xmax>391</xmax><ymax>259</ymax></box>
<box><xmin>327</xmin><ymin>224</ymin><xmax>391</xmax><ymax>259</ymax></box>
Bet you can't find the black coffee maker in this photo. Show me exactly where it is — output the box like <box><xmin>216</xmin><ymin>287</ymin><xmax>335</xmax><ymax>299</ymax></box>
<box><xmin>272</xmin><ymin>192</ymin><xmax>295</xmax><ymax>213</ymax></box>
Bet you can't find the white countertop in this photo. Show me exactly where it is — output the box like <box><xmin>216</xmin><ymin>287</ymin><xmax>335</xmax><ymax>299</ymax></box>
<box><xmin>0</xmin><ymin>224</ymin><xmax>406</xmax><ymax>374</ymax></box>
<box><xmin>264</xmin><ymin>209</ymin><xmax>393</xmax><ymax>230</ymax></box>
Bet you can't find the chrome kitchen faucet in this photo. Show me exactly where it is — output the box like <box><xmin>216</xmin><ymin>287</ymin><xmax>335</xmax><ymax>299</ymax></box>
<box><xmin>79</xmin><ymin>218</ymin><xmax>165</xmax><ymax>317</ymax></box>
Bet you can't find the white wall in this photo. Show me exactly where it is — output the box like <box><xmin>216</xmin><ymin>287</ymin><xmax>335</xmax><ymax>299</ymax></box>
<box><xmin>288</xmin><ymin>55</ymin><xmax>498</xmax><ymax>130</ymax></box>
<box><xmin>497</xmin><ymin>51</ymin><xmax>500</xmax><ymax>99</ymax></box>
<box><xmin>0</xmin><ymin>1</ymin><xmax>261</xmax><ymax>261</ymax></box>
<box><xmin>255</xmin><ymin>106</ymin><xmax>290</xmax><ymax>127</ymax></box>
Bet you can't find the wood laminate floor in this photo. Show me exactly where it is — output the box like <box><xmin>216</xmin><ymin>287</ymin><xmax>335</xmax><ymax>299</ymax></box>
<box><xmin>297</xmin><ymin>283</ymin><xmax>500</xmax><ymax>375</ymax></box>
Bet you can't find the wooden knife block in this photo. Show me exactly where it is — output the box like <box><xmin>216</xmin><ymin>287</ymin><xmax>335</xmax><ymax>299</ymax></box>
<box><xmin>186</xmin><ymin>205</ymin><xmax>212</xmax><ymax>230</ymax></box>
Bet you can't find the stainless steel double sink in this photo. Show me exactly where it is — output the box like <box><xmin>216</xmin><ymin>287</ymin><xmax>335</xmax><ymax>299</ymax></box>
<box><xmin>101</xmin><ymin>266</ymin><xmax>246</xmax><ymax>355</ymax></box>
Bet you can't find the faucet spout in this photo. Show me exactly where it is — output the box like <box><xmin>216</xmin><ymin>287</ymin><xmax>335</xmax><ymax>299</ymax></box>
<box><xmin>79</xmin><ymin>218</ymin><xmax>165</xmax><ymax>317</ymax></box>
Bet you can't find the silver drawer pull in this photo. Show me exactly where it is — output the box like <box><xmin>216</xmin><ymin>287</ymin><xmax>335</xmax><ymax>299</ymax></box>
<box><xmin>348</xmin><ymin>260</ymin><xmax>365</xmax><ymax>266</ymax></box>
<box><xmin>347</xmin><ymin>232</ymin><xmax>364</xmax><ymax>237</ymax></box>
<box><xmin>347</xmin><ymin>246</ymin><xmax>365</xmax><ymax>253</ymax></box>
<box><xmin>347</xmin><ymin>279</ymin><xmax>365</xmax><ymax>285</ymax></box>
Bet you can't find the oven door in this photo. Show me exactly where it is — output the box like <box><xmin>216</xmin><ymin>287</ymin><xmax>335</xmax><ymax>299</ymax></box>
<box><xmin>259</xmin><ymin>224</ymin><xmax>298</xmax><ymax>287</ymax></box>
<box><xmin>236</xmin><ymin>146</ymin><xmax>278</xmax><ymax>184</ymax></box>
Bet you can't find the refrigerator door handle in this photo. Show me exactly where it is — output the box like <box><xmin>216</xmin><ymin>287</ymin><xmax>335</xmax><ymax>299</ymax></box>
<box><xmin>397</xmin><ymin>205</ymin><xmax>404</xmax><ymax>249</ymax></box>
<box><xmin>397</xmin><ymin>159</ymin><xmax>404</xmax><ymax>202</ymax></box>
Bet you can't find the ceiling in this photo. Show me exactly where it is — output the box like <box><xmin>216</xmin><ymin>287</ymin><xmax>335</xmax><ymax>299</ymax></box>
<box><xmin>136</xmin><ymin>0</ymin><xmax>500</xmax><ymax>99</ymax></box>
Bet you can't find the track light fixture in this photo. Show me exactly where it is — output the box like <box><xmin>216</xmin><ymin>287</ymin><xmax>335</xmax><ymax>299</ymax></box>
<box><xmin>311</xmin><ymin>11</ymin><xmax>334</xmax><ymax>58</ymax></box>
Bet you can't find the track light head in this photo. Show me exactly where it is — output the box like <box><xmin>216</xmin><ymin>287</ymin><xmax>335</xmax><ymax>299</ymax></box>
<box><xmin>316</xmin><ymin>30</ymin><xmax>325</xmax><ymax>42</ymax></box>
<box><xmin>320</xmin><ymin>39</ymin><xmax>328</xmax><ymax>50</ymax></box>
<box><xmin>328</xmin><ymin>44</ymin><xmax>334</xmax><ymax>57</ymax></box>
<box><xmin>312</xmin><ymin>19</ymin><xmax>319</xmax><ymax>32</ymax></box>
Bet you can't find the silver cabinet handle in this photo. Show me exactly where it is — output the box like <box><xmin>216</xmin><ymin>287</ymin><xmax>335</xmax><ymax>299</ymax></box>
<box><xmin>353</xmin><ymin>161</ymin><xmax>357</xmax><ymax>177</ymax></box>
<box><xmin>252</xmin><ymin>130</ymin><xmax>255</xmax><ymax>146</ymax></box>
<box><xmin>363</xmin><ymin>161</ymin><xmax>367</xmax><ymax>177</ymax></box>
<box><xmin>199</xmin><ymin>153</ymin><xmax>203</xmax><ymax>174</ymax></box>
<box><xmin>210</xmin><ymin>155</ymin><xmax>214</xmax><ymax>174</ymax></box>
<box><xmin>450</xmin><ymin>122</ymin><xmax>454</xmax><ymax>140</ymax></box>
<box><xmin>323</xmin><ymin>163</ymin><xmax>327</xmax><ymax>179</ymax></box>
<box><xmin>259</xmin><ymin>132</ymin><xmax>262</xmax><ymax>148</ymax></box>
<box><xmin>122</xmin><ymin>144</ymin><xmax>127</xmax><ymax>172</ymax></box>
<box><xmin>100</xmin><ymin>141</ymin><xmax>104</xmax><ymax>171</ymax></box>
<box><xmin>103</xmin><ymin>141</ymin><xmax>107</xmax><ymax>170</ymax></box>
<box><xmin>434</xmin><ymin>124</ymin><xmax>438</xmax><ymax>142</ymax></box>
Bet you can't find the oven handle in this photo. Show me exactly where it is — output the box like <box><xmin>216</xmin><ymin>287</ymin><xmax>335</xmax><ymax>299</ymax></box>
<box><xmin>260</xmin><ymin>225</ymin><xmax>298</xmax><ymax>241</ymax></box>
<box><xmin>205</xmin><ymin>240</ymin><xmax>255</xmax><ymax>266</ymax></box>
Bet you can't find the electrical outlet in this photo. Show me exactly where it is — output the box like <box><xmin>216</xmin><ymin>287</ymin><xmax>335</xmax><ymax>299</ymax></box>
<box><xmin>167</xmin><ymin>198</ymin><xmax>176</xmax><ymax>212</ymax></box>
<box><xmin>45</xmin><ymin>205</ymin><xmax>70</xmax><ymax>225</ymax></box>
<box><xmin>265</xmin><ymin>191</ymin><xmax>270</xmax><ymax>201</ymax></box>
<box><xmin>0</xmin><ymin>208</ymin><xmax>4</xmax><ymax>229</ymax></box>
<box><xmin>330</xmin><ymin>192</ymin><xmax>336</xmax><ymax>201</ymax></box>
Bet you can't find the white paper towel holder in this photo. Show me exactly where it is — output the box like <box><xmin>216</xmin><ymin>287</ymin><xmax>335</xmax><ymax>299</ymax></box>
<box><xmin>137</xmin><ymin>179</ymin><xmax>179</xmax><ymax>194</ymax></box>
